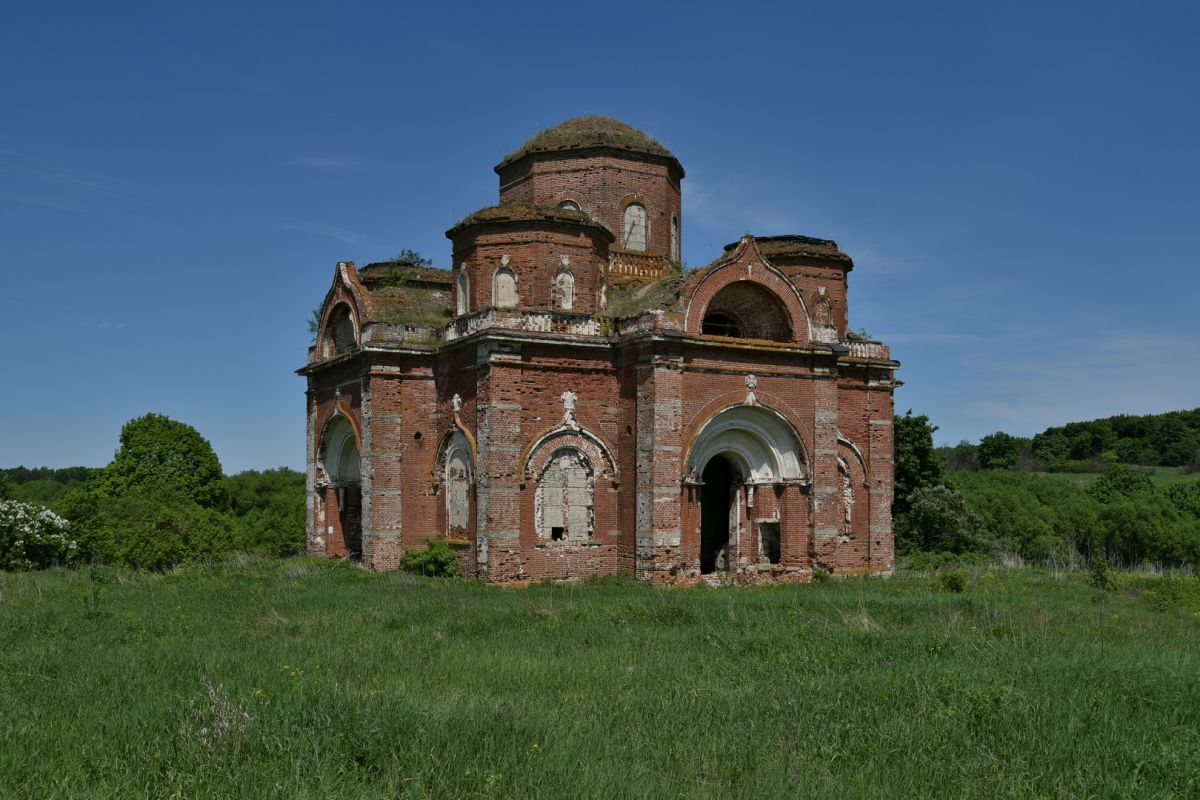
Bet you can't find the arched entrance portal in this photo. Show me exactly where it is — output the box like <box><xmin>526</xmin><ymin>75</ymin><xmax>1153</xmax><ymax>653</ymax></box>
<box><xmin>686</xmin><ymin>405</ymin><xmax>806</xmax><ymax>576</ymax></box>
<box><xmin>319</xmin><ymin>415</ymin><xmax>362</xmax><ymax>560</ymax></box>
<box><xmin>700</xmin><ymin>455</ymin><xmax>739</xmax><ymax>574</ymax></box>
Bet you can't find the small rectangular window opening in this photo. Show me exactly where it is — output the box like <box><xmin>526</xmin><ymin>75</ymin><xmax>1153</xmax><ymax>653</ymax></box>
<box><xmin>551</xmin><ymin>526</ymin><xmax>565</xmax><ymax>541</ymax></box>
<box><xmin>760</xmin><ymin>522</ymin><xmax>781</xmax><ymax>565</ymax></box>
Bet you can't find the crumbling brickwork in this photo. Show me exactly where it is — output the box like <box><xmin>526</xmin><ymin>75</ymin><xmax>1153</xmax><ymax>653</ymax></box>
<box><xmin>300</xmin><ymin>116</ymin><xmax>899</xmax><ymax>584</ymax></box>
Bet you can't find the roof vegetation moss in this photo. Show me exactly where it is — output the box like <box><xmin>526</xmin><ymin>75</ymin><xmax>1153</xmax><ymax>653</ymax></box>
<box><xmin>359</xmin><ymin>263</ymin><xmax>453</xmax><ymax>287</ymax></box>
<box><xmin>497</xmin><ymin>116</ymin><xmax>680</xmax><ymax>171</ymax></box>
<box><xmin>446</xmin><ymin>203</ymin><xmax>613</xmax><ymax>238</ymax></box>
<box><xmin>725</xmin><ymin>235</ymin><xmax>851</xmax><ymax>262</ymax></box>
<box><xmin>368</xmin><ymin>284</ymin><xmax>453</xmax><ymax>327</ymax></box>
<box><xmin>357</xmin><ymin>266</ymin><xmax>453</xmax><ymax>326</ymax></box>
<box><xmin>600</xmin><ymin>275</ymin><xmax>685</xmax><ymax>319</ymax></box>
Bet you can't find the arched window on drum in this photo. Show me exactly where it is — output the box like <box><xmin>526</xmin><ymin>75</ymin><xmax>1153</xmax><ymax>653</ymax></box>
<box><xmin>622</xmin><ymin>203</ymin><xmax>647</xmax><ymax>251</ymax></box>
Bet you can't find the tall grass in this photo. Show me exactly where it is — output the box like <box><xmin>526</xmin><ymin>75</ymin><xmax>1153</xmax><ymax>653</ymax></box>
<box><xmin>1</xmin><ymin>559</ymin><xmax>1197</xmax><ymax>798</ymax></box>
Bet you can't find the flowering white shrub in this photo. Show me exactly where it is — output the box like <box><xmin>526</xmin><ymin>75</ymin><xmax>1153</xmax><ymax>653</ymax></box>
<box><xmin>0</xmin><ymin>500</ymin><xmax>78</xmax><ymax>570</ymax></box>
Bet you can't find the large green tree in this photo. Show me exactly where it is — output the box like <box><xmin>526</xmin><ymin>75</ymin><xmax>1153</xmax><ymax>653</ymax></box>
<box><xmin>893</xmin><ymin>410</ymin><xmax>946</xmax><ymax>517</ymax></box>
<box><xmin>93</xmin><ymin>413</ymin><xmax>229</xmax><ymax>510</ymax></box>
<box><xmin>226</xmin><ymin>468</ymin><xmax>307</xmax><ymax>556</ymax></box>
<box><xmin>977</xmin><ymin>431</ymin><xmax>1023</xmax><ymax>470</ymax></box>
<box><xmin>1087</xmin><ymin>463</ymin><xmax>1155</xmax><ymax>504</ymax></box>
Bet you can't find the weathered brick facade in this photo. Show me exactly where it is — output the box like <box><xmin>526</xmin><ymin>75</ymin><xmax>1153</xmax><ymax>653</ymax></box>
<box><xmin>300</xmin><ymin>116</ymin><xmax>899</xmax><ymax>583</ymax></box>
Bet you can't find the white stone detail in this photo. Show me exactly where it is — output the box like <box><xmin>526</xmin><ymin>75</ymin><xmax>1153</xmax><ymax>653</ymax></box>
<box><xmin>319</xmin><ymin>415</ymin><xmax>359</xmax><ymax>485</ymax></box>
<box><xmin>536</xmin><ymin>449</ymin><xmax>594</xmax><ymax>541</ymax></box>
<box><xmin>446</xmin><ymin>438</ymin><xmax>472</xmax><ymax>532</ymax></box>
<box><xmin>493</xmin><ymin>267</ymin><xmax>518</xmax><ymax>309</ymax></box>
<box><xmin>687</xmin><ymin>405</ymin><xmax>805</xmax><ymax>483</ymax></box>
<box><xmin>744</xmin><ymin>374</ymin><xmax>758</xmax><ymax>406</ymax></box>
<box><xmin>561</xmin><ymin>389</ymin><xmax>578</xmax><ymax>429</ymax></box>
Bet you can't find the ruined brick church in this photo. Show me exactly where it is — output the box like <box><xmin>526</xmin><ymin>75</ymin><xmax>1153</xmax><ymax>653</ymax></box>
<box><xmin>301</xmin><ymin>116</ymin><xmax>898</xmax><ymax>583</ymax></box>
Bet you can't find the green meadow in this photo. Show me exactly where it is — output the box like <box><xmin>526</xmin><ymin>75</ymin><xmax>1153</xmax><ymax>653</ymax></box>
<box><xmin>1</xmin><ymin>559</ymin><xmax>1198</xmax><ymax>799</ymax></box>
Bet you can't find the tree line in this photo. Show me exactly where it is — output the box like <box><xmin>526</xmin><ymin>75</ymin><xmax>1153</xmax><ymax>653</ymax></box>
<box><xmin>6</xmin><ymin>407</ymin><xmax>1200</xmax><ymax>573</ymax></box>
<box><xmin>939</xmin><ymin>408</ymin><xmax>1200</xmax><ymax>473</ymax></box>
<box><xmin>1</xmin><ymin>414</ymin><xmax>305</xmax><ymax>570</ymax></box>
<box><xmin>896</xmin><ymin>411</ymin><xmax>1200</xmax><ymax>569</ymax></box>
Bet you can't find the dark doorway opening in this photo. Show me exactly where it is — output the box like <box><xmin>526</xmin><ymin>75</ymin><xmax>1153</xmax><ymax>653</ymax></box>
<box><xmin>700</xmin><ymin>456</ymin><xmax>736</xmax><ymax>574</ymax></box>
<box><xmin>760</xmin><ymin>522</ymin><xmax>781</xmax><ymax>565</ymax></box>
<box><xmin>341</xmin><ymin>484</ymin><xmax>363</xmax><ymax>561</ymax></box>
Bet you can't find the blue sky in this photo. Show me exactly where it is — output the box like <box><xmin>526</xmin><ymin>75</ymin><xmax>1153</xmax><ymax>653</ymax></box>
<box><xmin>2</xmin><ymin>1</ymin><xmax>1198</xmax><ymax>472</ymax></box>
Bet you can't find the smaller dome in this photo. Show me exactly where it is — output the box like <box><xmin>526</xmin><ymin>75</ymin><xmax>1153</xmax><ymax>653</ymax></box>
<box><xmin>445</xmin><ymin>203</ymin><xmax>614</xmax><ymax>240</ymax></box>
<box><xmin>496</xmin><ymin>116</ymin><xmax>682</xmax><ymax>174</ymax></box>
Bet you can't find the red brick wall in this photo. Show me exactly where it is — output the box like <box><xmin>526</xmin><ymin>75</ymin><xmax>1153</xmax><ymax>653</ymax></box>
<box><xmin>306</xmin><ymin>233</ymin><xmax>895</xmax><ymax>583</ymax></box>
<box><xmin>450</xmin><ymin>223</ymin><xmax>609</xmax><ymax>315</ymax></box>
<box><xmin>498</xmin><ymin>151</ymin><xmax>681</xmax><ymax>259</ymax></box>
<box><xmin>684</xmin><ymin>243</ymin><xmax>810</xmax><ymax>344</ymax></box>
<box><xmin>771</xmin><ymin>258</ymin><xmax>850</xmax><ymax>337</ymax></box>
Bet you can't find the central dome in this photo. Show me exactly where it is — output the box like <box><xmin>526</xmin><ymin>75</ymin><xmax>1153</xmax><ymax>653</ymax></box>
<box><xmin>496</xmin><ymin>116</ymin><xmax>681</xmax><ymax>173</ymax></box>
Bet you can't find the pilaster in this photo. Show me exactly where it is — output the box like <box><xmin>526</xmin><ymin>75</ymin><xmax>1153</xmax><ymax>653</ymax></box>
<box><xmin>634</xmin><ymin>353</ymin><xmax>684</xmax><ymax>580</ymax></box>
<box><xmin>473</xmin><ymin>341</ymin><xmax>524</xmax><ymax>580</ymax></box>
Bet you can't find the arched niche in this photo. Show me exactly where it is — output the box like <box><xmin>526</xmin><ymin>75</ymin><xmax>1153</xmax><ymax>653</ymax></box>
<box><xmin>493</xmin><ymin>266</ymin><xmax>518</xmax><ymax>309</ymax></box>
<box><xmin>440</xmin><ymin>430</ymin><xmax>474</xmax><ymax>536</ymax></box>
<box><xmin>322</xmin><ymin>303</ymin><xmax>357</xmax><ymax>358</ymax></box>
<box><xmin>686</xmin><ymin>405</ymin><xmax>806</xmax><ymax>484</ymax></box>
<box><xmin>456</xmin><ymin>269</ymin><xmax>470</xmax><ymax>316</ymax></box>
<box><xmin>524</xmin><ymin>428</ymin><xmax>618</xmax><ymax>485</ymax></box>
<box><xmin>554</xmin><ymin>268</ymin><xmax>575</xmax><ymax>311</ymax></box>
<box><xmin>318</xmin><ymin>414</ymin><xmax>360</xmax><ymax>485</ymax></box>
<box><xmin>701</xmin><ymin>282</ymin><xmax>792</xmax><ymax>342</ymax></box>
<box><xmin>837</xmin><ymin>434</ymin><xmax>869</xmax><ymax>542</ymax></box>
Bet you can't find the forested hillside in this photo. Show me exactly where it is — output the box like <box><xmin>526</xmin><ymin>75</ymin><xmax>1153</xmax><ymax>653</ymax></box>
<box><xmin>1032</xmin><ymin>407</ymin><xmax>1200</xmax><ymax>468</ymax></box>
<box><xmin>898</xmin><ymin>407</ymin><xmax>1200</xmax><ymax>569</ymax></box>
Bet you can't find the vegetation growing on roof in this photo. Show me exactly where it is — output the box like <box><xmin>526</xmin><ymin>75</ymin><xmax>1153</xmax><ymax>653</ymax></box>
<box><xmin>446</xmin><ymin>203</ymin><xmax>613</xmax><ymax>238</ymax></box>
<box><xmin>497</xmin><ymin>115</ymin><xmax>679</xmax><ymax>170</ymax></box>
<box><xmin>726</xmin><ymin>235</ymin><xmax>852</xmax><ymax>262</ymax></box>
<box><xmin>358</xmin><ymin>254</ymin><xmax>452</xmax><ymax>291</ymax></box>
<box><xmin>306</xmin><ymin>306</ymin><xmax>321</xmax><ymax>339</ymax></box>
<box><xmin>392</xmin><ymin>249</ymin><xmax>432</xmax><ymax>269</ymax></box>
<box><xmin>369</xmin><ymin>283</ymin><xmax>453</xmax><ymax>328</ymax></box>
<box><xmin>600</xmin><ymin>275</ymin><xmax>684</xmax><ymax>319</ymax></box>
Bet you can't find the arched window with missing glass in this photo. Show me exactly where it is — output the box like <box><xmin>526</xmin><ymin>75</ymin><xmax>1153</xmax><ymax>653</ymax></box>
<box><xmin>622</xmin><ymin>203</ymin><xmax>647</xmax><ymax>251</ymax></box>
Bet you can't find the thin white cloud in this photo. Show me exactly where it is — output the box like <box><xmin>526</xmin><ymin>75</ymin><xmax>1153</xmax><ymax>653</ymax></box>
<box><xmin>682</xmin><ymin>178</ymin><xmax>794</xmax><ymax>237</ymax></box>
<box><xmin>286</xmin><ymin>155</ymin><xmax>365</xmax><ymax>169</ymax></box>
<box><xmin>934</xmin><ymin>328</ymin><xmax>1200</xmax><ymax>440</ymax></box>
<box><xmin>277</xmin><ymin>220</ymin><xmax>363</xmax><ymax>244</ymax></box>
<box><xmin>0</xmin><ymin>148</ymin><xmax>133</xmax><ymax>197</ymax></box>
